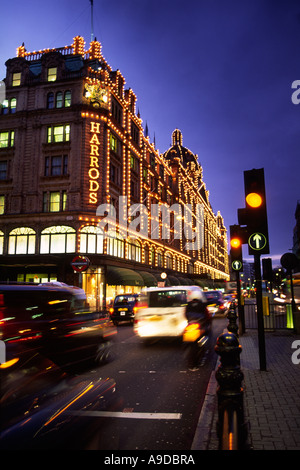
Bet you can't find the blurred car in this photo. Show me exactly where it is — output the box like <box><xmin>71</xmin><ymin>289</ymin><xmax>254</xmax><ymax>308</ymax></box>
<box><xmin>134</xmin><ymin>286</ymin><xmax>209</xmax><ymax>342</ymax></box>
<box><xmin>0</xmin><ymin>343</ymin><xmax>118</xmax><ymax>449</ymax></box>
<box><xmin>223</xmin><ymin>294</ymin><xmax>235</xmax><ymax>309</ymax></box>
<box><xmin>0</xmin><ymin>283</ymin><xmax>116</xmax><ymax>368</ymax></box>
<box><xmin>203</xmin><ymin>290</ymin><xmax>227</xmax><ymax>315</ymax></box>
<box><xmin>109</xmin><ymin>294</ymin><xmax>138</xmax><ymax>325</ymax></box>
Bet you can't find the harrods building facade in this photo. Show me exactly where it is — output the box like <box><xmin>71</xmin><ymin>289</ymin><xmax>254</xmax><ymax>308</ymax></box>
<box><xmin>0</xmin><ymin>36</ymin><xmax>229</xmax><ymax>309</ymax></box>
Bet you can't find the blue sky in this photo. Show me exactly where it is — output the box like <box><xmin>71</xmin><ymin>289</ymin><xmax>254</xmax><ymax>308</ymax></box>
<box><xmin>1</xmin><ymin>0</ymin><xmax>300</xmax><ymax>267</ymax></box>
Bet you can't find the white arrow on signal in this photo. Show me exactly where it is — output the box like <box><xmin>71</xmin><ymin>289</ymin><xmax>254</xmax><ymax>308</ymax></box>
<box><xmin>253</xmin><ymin>233</ymin><xmax>262</xmax><ymax>249</ymax></box>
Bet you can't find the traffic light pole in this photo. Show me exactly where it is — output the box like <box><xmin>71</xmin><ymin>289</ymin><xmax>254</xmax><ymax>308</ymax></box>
<box><xmin>254</xmin><ymin>253</ymin><xmax>267</xmax><ymax>371</ymax></box>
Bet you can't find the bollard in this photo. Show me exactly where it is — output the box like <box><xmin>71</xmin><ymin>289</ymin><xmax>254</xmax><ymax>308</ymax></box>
<box><xmin>227</xmin><ymin>301</ymin><xmax>239</xmax><ymax>337</ymax></box>
<box><xmin>215</xmin><ymin>332</ymin><xmax>247</xmax><ymax>450</ymax></box>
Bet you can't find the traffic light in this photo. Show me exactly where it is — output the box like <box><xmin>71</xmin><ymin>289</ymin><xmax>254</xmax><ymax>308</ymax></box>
<box><xmin>238</xmin><ymin>168</ymin><xmax>269</xmax><ymax>255</ymax></box>
<box><xmin>229</xmin><ymin>224</ymin><xmax>243</xmax><ymax>271</ymax></box>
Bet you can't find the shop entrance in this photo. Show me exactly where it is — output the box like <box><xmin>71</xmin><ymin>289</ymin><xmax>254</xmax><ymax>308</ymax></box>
<box><xmin>82</xmin><ymin>267</ymin><xmax>104</xmax><ymax>312</ymax></box>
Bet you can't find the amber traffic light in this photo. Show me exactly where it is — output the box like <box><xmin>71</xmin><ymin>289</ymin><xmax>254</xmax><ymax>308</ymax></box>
<box><xmin>238</xmin><ymin>168</ymin><xmax>269</xmax><ymax>255</ymax></box>
<box><xmin>229</xmin><ymin>225</ymin><xmax>243</xmax><ymax>271</ymax></box>
<box><xmin>230</xmin><ymin>237</ymin><xmax>242</xmax><ymax>249</ymax></box>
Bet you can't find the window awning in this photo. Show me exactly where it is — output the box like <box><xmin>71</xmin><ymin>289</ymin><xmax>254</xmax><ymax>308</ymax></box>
<box><xmin>168</xmin><ymin>275</ymin><xmax>180</xmax><ymax>286</ymax></box>
<box><xmin>137</xmin><ymin>271</ymin><xmax>158</xmax><ymax>287</ymax></box>
<box><xmin>106</xmin><ymin>267</ymin><xmax>144</xmax><ymax>286</ymax></box>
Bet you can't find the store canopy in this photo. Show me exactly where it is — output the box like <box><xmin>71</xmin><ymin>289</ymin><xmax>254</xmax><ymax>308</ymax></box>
<box><xmin>106</xmin><ymin>267</ymin><xmax>144</xmax><ymax>286</ymax></box>
<box><xmin>137</xmin><ymin>271</ymin><xmax>158</xmax><ymax>287</ymax></box>
<box><xmin>167</xmin><ymin>275</ymin><xmax>180</xmax><ymax>286</ymax></box>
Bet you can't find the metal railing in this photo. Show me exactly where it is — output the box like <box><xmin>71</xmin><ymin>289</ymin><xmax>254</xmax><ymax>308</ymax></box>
<box><xmin>243</xmin><ymin>301</ymin><xmax>294</xmax><ymax>330</ymax></box>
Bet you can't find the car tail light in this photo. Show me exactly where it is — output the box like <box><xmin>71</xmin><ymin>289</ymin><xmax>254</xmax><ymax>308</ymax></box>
<box><xmin>109</xmin><ymin>307</ymin><xmax>114</xmax><ymax>314</ymax></box>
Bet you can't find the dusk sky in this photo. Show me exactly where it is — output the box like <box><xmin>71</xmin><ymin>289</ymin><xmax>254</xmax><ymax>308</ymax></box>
<box><xmin>1</xmin><ymin>0</ymin><xmax>300</xmax><ymax>267</ymax></box>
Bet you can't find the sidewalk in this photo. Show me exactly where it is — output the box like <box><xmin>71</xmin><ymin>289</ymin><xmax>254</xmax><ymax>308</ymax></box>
<box><xmin>192</xmin><ymin>329</ymin><xmax>300</xmax><ymax>450</ymax></box>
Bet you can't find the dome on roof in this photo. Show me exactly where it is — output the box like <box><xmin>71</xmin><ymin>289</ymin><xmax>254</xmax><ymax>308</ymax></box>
<box><xmin>163</xmin><ymin>129</ymin><xmax>198</xmax><ymax>167</ymax></box>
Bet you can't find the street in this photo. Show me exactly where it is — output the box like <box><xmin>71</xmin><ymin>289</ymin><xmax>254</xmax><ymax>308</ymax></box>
<box><xmin>71</xmin><ymin>315</ymin><xmax>227</xmax><ymax>450</ymax></box>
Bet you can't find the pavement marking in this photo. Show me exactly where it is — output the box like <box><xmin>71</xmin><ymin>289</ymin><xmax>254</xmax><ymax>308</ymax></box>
<box><xmin>68</xmin><ymin>411</ymin><xmax>182</xmax><ymax>420</ymax></box>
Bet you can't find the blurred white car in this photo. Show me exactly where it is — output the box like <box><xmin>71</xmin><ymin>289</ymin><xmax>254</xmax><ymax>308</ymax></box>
<box><xmin>134</xmin><ymin>286</ymin><xmax>207</xmax><ymax>341</ymax></box>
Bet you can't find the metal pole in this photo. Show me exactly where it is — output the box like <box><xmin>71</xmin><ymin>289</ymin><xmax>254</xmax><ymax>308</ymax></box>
<box><xmin>254</xmin><ymin>253</ymin><xmax>267</xmax><ymax>371</ymax></box>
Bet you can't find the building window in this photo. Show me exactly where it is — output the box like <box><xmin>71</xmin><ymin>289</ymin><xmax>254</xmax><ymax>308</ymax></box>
<box><xmin>47</xmin><ymin>125</ymin><xmax>70</xmax><ymax>143</ymax></box>
<box><xmin>45</xmin><ymin>155</ymin><xmax>68</xmax><ymax>176</ymax></box>
<box><xmin>0</xmin><ymin>131</ymin><xmax>15</xmax><ymax>148</ymax></box>
<box><xmin>130</xmin><ymin>154</ymin><xmax>139</xmax><ymax>172</ymax></box>
<box><xmin>12</xmin><ymin>72</ymin><xmax>21</xmax><ymax>86</ymax></box>
<box><xmin>0</xmin><ymin>195</ymin><xmax>4</xmax><ymax>214</ymax></box>
<box><xmin>157</xmin><ymin>250</ymin><xmax>163</xmax><ymax>268</ymax></box>
<box><xmin>79</xmin><ymin>225</ymin><xmax>104</xmax><ymax>254</ymax></box>
<box><xmin>47</xmin><ymin>92</ymin><xmax>54</xmax><ymax>109</ymax></box>
<box><xmin>0</xmin><ymin>161</ymin><xmax>8</xmax><ymax>180</ymax></box>
<box><xmin>47</xmin><ymin>67</ymin><xmax>57</xmax><ymax>82</ymax></box>
<box><xmin>131</xmin><ymin>122</ymin><xmax>139</xmax><ymax>144</ymax></box>
<box><xmin>56</xmin><ymin>92</ymin><xmax>63</xmax><ymax>108</ymax></box>
<box><xmin>43</xmin><ymin>190</ymin><xmax>67</xmax><ymax>212</ymax></box>
<box><xmin>110</xmin><ymin>133</ymin><xmax>121</xmax><ymax>156</ymax></box>
<box><xmin>64</xmin><ymin>91</ymin><xmax>71</xmax><ymax>107</ymax></box>
<box><xmin>1</xmin><ymin>98</ymin><xmax>17</xmax><ymax>115</ymax></box>
<box><xmin>111</xmin><ymin>97</ymin><xmax>122</xmax><ymax>125</ymax></box>
<box><xmin>8</xmin><ymin>227</ymin><xmax>36</xmax><ymax>255</ymax></box>
<box><xmin>40</xmin><ymin>225</ymin><xmax>76</xmax><ymax>254</ymax></box>
<box><xmin>166</xmin><ymin>253</ymin><xmax>173</xmax><ymax>269</ymax></box>
<box><xmin>127</xmin><ymin>238</ymin><xmax>141</xmax><ymax>262</ymax></box>
<box><xmin>106</xmin><ymin>232</ymin><xmax>124</xmax><ymax>258</ymax></box>
<box><xmin>110</xmin><ymin>163</ymin><xmax>121</xmax><ymax>186</ymax></box>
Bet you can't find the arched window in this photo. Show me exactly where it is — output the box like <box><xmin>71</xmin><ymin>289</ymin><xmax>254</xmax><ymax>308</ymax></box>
<box><xmin>106</xmin><ymin>231</ymin><xmax>124</xmax><ymax>258</ymax></box>
<box><xmin>64</xmin><ymin>90</ymin><xmax>71</xmax><ymax>107</ymax></box>
<box><xmin>157</xmin><ymin>250</ymin><xmax>163</xmax><ymax>268</ymax></box>
<box><xmin>47</xmin><ymin>92</ymin><xmax>54</xmax><ymax>109</ymax></box>
<box><xmin>40</xmin><ymin>225</ymin><xmax>76</xmax><ymax>254</ymax></box>
<box><xmin>150</xmin><ymin>247</ymin><xmax>155</xmax><ymax>265</ymax></box>
<box><xmin>56</xmin><ymin>91</ymin><xmax>63</xmax><ymax>108</ymax></box>
<box><xmin>127</xmin><ymin>238</ymin><xmax>141</xmax><ymax>262</ymax></box>
<box><xmin>79</xmin><ymin>225</ymin><xmax>103</xmax><ymax>254</ymax></box>
<box><xmin>8</xmin><ymin>227</ymin><xmax>36</xmax><ymax>254</ymax></box>
<box><xmin>10</xmin><ymin>98</ymin><xmax>17</xmax><ymax>113</ymax></box>
<box><xmin>166</xmin><ymin>252</ymin><xmax>173</xmax><ymax>270</ymax></box>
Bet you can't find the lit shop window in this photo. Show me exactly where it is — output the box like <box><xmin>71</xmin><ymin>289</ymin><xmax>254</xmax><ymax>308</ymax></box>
<box><xmin>127</xmin><ymin>238</ymin><xmax>141</xmax><ymax>262</ymax></box>
<box><xmin>0</xmin><ymin>230</ymin><xmax>3</xmax><ymax>254</ymax></box>
<box><xmin>12</xmin><ymin>72</ymin><xmax>21</xmax><ymax>86</ymax></box>
<box><xmin>0</xmin><ymin>131</ymin><xmax>15</xmax><ymax>148</ymax></box>
<box><xmin>79</xmin><ymin>226</ymin><xmax>104</xmax><ymax>254</ymax></box>
<box><xmin>8</xmin><ymin>227</ymin><xmax>36</xmax><ymax>255</ymax></box>
<box><xmin>47</xmin><ymin>125</ymin><xmax>70</xmax><ymax>143</ymax></box>
<box><xmin>47</xmin><ymin>67</ymin><xmax>57</xmax><ymax>82</ymax></box>
<box><xmin>40</xmin><ymin>225</ymin><xmax>76</xmax><ymax>254</ymax></box>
